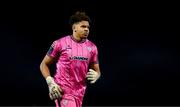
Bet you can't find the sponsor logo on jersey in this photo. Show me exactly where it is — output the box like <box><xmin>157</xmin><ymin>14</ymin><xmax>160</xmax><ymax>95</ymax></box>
<box><xmin>70</xmin><ymin>56</ymin><xmax>88</xmax><ymax>61</ymax></box>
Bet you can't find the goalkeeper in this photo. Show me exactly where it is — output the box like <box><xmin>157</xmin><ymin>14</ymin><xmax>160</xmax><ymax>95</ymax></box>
<box><xmin>40</xmin><ymin>11</ymin><xmax>101</xmax><ymax>107</ymax></box>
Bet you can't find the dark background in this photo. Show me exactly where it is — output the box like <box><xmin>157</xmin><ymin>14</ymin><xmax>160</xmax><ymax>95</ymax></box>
<box><xmin>0</xmin><ymin>0</ymin><xmax>179</xmax><ymax>106</ymax></box>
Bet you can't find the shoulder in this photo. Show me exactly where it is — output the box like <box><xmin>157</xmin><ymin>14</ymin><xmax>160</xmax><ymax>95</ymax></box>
<box><xmin>86</xmin><ymin>39</ymin><xmax>98</xmax><ymax>52</ymax></box>
<box><xmin>56</xmin><ymin>35</ymin><xmax>70</xmax><ymax>41</ymax></box>
<box><xmin>53</xmin><ymin>35</ymin><xmax>70</xmax><ymax>44</ymax></box>
<box><xmin>50</xmin><ymin>35</ymin><xmax>70</xmax><ymax>48</ymax></box>
<box><xmin>86</xmin><ymin>39</ymin><xmax>97</xmax><ymax>47</ymax></box>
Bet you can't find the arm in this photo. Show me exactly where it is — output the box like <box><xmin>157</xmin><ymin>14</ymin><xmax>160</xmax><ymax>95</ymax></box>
<box><xmin>40</xmin><ymin>55</ymin><xmax>55</xmax><ymax>79</ymax></box>
<box><xmin>40</xmin><ymin>55</ymin><xmax>62</xmax><ymax>100</ymax></box>
<box><xmin>86</xmin><ymin>45</ymin><xmax>101</xmax><ymax>84</ymax></box>
<box><xmin>90</xmin><ymin>63</ymin><xmax>101</xmax><ymax>77</ymax></box>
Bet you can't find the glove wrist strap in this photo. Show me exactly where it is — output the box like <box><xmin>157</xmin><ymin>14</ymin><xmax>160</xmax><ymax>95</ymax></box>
<box><xmin>46</xmin><ymin>76</ymin><xmax>55</xmax><ymax>85</ymax></box>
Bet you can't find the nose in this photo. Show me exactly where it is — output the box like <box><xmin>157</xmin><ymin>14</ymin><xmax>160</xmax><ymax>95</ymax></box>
<box><xmin>84</xmin><ymin>27</ymin><xmax>89</xmax><ymax>31</ymax></box>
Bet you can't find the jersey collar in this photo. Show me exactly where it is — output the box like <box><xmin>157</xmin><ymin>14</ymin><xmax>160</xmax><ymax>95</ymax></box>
<box><xmin>70</xmin><ymin>35</ymin><xmax>87</xmax><ymax>43</ymax></box>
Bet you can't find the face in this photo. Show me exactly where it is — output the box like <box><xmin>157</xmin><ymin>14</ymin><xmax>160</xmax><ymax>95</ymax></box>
<box><xmin>73</xmin><ymin>21</ymin><xmax>90</xmax><ymax>39</ymax></box>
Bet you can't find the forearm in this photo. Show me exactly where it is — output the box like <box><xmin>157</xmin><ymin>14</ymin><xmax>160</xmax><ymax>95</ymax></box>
<box><xmin>40</xmin><ymin>62</ymin><xmax>51</xmax><ymax>79</ymax></box>
<box><xmin>92</xmin><ymin>65</ymin><xmax>101</xmax><ymax>77</ymax></box>
<box><xmin>97</xmin><ymin>70</ymin><xmax>101</xmax><ymax>77</ymax></box>
<box><xmin>95</xmin><ymin>69</ymin><xmax>101</xmax><ymax>80</ymax></box>
<box><xmin>40</xmin><ymin>62</ymin><xmax>62</xmax><ymax>100</ymax></box>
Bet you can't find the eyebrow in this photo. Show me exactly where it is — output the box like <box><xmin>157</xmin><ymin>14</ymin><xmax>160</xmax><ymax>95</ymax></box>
<box><xmin>81</xmin><ymin>25</ymin><xmax>90</xmax><ymax>28</ymax></box>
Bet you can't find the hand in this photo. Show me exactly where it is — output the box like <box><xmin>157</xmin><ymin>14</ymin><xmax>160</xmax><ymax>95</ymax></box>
<box><xmin>46</xmin><ymin>76</ymin><xmax>63</xmax><ymax>100</ymax></box>
<box><xmin>86</xmin><ymin>69</ymin><xmax>100</xmax><ymax>84</ymax></box>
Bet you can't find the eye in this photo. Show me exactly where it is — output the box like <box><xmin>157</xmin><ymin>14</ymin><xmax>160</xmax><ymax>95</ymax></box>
<box><xmin>81</xmin><ymin>25</ymin><xmax>86</xmax><ymax>28</ymax></box>
<box><xmin>81</xmin><ymin>25</ymin><xmax>90</xmax><ymax>29</ymax></box>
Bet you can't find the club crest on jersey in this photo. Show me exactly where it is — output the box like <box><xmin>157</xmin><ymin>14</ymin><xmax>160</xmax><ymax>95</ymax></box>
<box><xmin>87</xmin><ymin>47</ymin><xmax>92</xmax><ymax>52</ymax></box>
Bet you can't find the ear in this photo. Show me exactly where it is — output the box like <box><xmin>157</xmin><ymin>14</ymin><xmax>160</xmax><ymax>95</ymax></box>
<box><xmin>72</xmin><ymin>24</ymin><xmax>75</xmax><ymax>30</ymax></box>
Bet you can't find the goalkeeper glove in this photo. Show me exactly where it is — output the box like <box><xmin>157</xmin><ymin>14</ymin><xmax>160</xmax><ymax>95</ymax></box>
<box><xmin>86</xmin><ymin>69</ymin><xmax>100</xmax><ymax>84</ymax></box>
<box><xmin>46</xmin><ymin>76</ymin><xmax>63</xmax><ymax>100</ymax></box>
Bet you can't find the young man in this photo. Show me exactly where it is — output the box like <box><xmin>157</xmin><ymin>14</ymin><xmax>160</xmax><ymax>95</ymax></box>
<box><xmin>40</xmin><ymin>11</ymin><xmax>101</xmax><ymax>107</ymax></box>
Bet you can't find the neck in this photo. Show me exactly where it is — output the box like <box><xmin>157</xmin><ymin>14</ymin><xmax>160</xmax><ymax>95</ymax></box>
<box><xmin>72</xmin><ymin>32</ymin><xmax>86</xmax><ymax>43</ymax></box>
<box><xmin>72</xmin><ymin>32</ymin><xmax>82</xmax><ymax>42</ymax></box>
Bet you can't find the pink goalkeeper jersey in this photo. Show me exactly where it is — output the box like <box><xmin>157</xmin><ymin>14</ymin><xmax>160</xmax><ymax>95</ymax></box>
<box><xmin>47</xmin><ymin>35</ymin><xmax>98</xmax><ymax>99</ymax></box>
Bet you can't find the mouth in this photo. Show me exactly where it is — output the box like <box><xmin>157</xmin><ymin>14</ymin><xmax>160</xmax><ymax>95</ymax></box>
<box><xmin>83</xmin><ymin>33</ymin><xmax>88</xmax><ymax>37</ymax></box>
<box><xmin>84</xmin><ymin>34</ymin><xmax>89</xmax><ymax>38</ymax></box>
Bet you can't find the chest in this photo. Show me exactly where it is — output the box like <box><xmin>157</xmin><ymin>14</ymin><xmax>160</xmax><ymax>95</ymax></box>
<box><xmin>60</xmin><ymin>43</ymin><xmax>93</xmax><ymax>62</ymax></box>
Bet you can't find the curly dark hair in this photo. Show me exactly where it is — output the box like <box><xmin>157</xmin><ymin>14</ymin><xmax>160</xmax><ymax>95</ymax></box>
<box><xmin>69</xmin><ymin>11</ymin><xmax>91</xmax><ymax>27</ymax></box>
